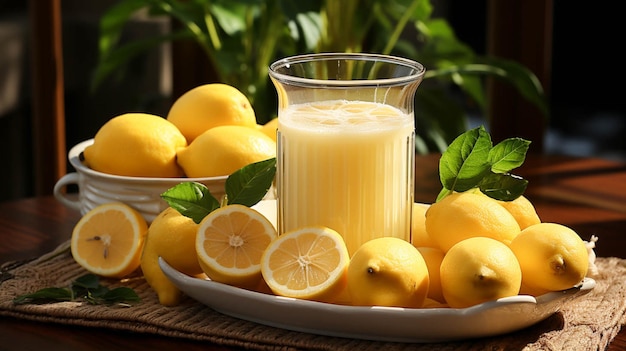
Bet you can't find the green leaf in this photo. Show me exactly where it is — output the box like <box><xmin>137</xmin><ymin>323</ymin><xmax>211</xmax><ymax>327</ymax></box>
<box><xmin>90</xmin><ymin>0</ymin><xmax>550</xmax><ymax>155</ymax></box>
<box><xmin>480</xmin><ymin>56</ymin><xmax>549</xmax><ymax>118</ymax></box>
<box><xmin>92</xmin><ymin>30</ymin><xmax>192</xmax><ymax>92</ymax></box>
<box><xmin>478</xmin><ymin>173</ymin><xmax>528</xmax><ymax>201</ymax></box>
<box><xmin>84</xmin><ymin>284</ymin><xmax>111</xmax><ymax>299</ymax></box>
<box><xmin>92</xmin><ymin>0</ymin><xmax>157</xmax><ymax>90</ymax></box>
<box><xmin>436</xmin><ymin>187</ymin><xmax>453</xmax><ymax>202</ymax></box>
<box><xmin>72</xmin><ymin>274</ymin><xmax>101</xmax><ymax>290</ymax></box>
<box><xmin>210</xmin><ymin>3</ymin><xmax>248</xmax><ymax>35</ymax></box>
<box><xmin>13</xmin><ymin>287</ymin><xmax>72</xmax><ymax>304</ymax></box>
<box><xmin>436</xmin><ymin>126</ymin><xmax>530</xmax><ymax>202</ymax></box>
<box><xmin>97</xmin><ymin>0</ymin><xmax>152</xmax><ymax>55</ymax></box>
<box><xmin>226</xmin><ymin>158</ymin><xmax>277</xmax><ymax>207</ymax></box>
<box><xmin>294</xmin><ymin>12</ymin><xmax>323</xmax><ymax>50</ymax></box>
<box><xmin>161</xmin><ymin>182</ymin><xmax>220</xmax><ymax>224</ymax></box>
<box><xmin>12</xmin><ymin>274</ymin><xmax>140</xmax><ymax>306</ymax></box>
<box><xmin>160</xmin><ymin>158</ymin><xmax>277</xmax><ymax>223</ymax></box>
<box><xmin>70</xmin><ymin>274</ymin><xmax>102</xmax><ymax>300</ymax></box>
<box><xmin>101</xmin><ymin>287</ymin><xmax>141</xmax><ymax>305</ymax></box>
<box><xmin>438</xmin><ymin>126</ymin><xmax>492</xmax><ymax>198</ymax></box>
<box><xmin>488</xmin><ymin>138</ymin><xmax>531</xmax><ymax>174</ymax></box>
<box><xmin>424</xmin><ymin>59</ymin><xmax>548</xmax><ymax>125</ymax></box>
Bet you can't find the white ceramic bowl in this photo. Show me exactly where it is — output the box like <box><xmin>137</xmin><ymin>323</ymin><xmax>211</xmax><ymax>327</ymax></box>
<box><xmin>54</xmin><ymin>139</ymin><xmax>228</xmax><ymax>223</ymax></box>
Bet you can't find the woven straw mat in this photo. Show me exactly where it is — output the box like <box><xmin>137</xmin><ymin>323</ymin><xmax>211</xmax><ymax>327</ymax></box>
<box><xmin>1</xmin><ymin>241</ymin><xmax>625</xmax><ymax>351</ymax></box>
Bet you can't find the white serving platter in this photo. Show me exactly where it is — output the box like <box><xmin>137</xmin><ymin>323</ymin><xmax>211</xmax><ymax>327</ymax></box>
<box><xmin>159</xmin><ymin>258</ymin><xmax>595</xmax><ymax>343</ymax></box>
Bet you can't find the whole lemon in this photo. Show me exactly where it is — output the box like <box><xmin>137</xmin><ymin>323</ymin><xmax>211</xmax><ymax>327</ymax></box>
<box><xmin>416</xmin><ymin>246</ymin><xmax>446</xmax><ymax>304</ymax></box>
<box><xmin>166</xmin><ymin>83</ymin><xmax>257</xmax><ymax>143</ymax></box>
<box><xmin>411</xmin><ymin>203</ymin><xmax>435</xmax><ymax>248</ymax></box>
<box><xmin>440</xmin><ymin>237</ymin><xmax>522</xmax><ymax>308</ymax></box>
<box><xmin>260</xmin><ymin>117</ymin><xmax>278</xmax><ymax>142</ymax></box>
<box><xmin>347</xmin><ymin>237</ymin><xmax>429</xmax><ymax>308</ymax></box>
<box><xmin>83</xmin><ymin>113</ymin><xmax>186</xmax><ymax>177</ymax></box>
<box><xmin>425</xmin><ymin>191</ymin><xmax>521</xmax><ymax>252</ymax></box>
<box><xmin>177</xmin><ymin>125</ymin><xmax>276</xmax><ymax>178</ymax></box>
<box><xmin>497</xmin><ymin>195</ymin><xmax>541</xmax><ymax>230</ymax></box>
<box><xmin>140</xmin><ymin>207</ymin><xmax>203</xmax><ymax>306</ymax></box>
<box><xmin>510</xmin><ymin>222</ymin><xmax>589</xmax><ymax>294</ymax></box>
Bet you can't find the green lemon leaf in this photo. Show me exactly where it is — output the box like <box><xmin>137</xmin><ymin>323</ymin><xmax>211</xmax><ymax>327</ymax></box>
<box><xmin>161</xmin><ymin>182</ymin><xmax>220</xmax><ymax>224</ymax></box>
<box><xmin>437</xmin><ymin>125</ymin><xmax>530</xmax><ymax>202</ymax></box>
<box><xmin>436</xmin><ymin>187</ymin><xmax>453</xmax><ymax>202</ymax></box>
<box><xmin>83</xmin><ymin>284</ymin><xmax>111</xmax><ymax>299</ymax></box>
<box><xmin>438</xmin><ymin>126</ymin><xmax>492</xmax><ymax>199</ymax></box>
<box><xmin>12</xmin><ymin>287</ymin><xmax>72</xmax><ymax>304</ymax></box>
<box><xmin>72</xmin><ymin>273</ymin><xmax>101</xmax><ymax>290</ymax></box>
<box><xmin>478</xmin><ymin>172</ymin><xmax>529</xmax><ymax>201</ymax></box>
<box><xmin>161</xmin><ymin>158</ymin><xmax>277</xmax><ymax>223</ymax></box>
<box><xmin>12</xmin><ymin>274</ymin><xmax>140</xmax><ymax>306</ymax></box>
<box><xmin>488</xmin><ymin>137</ymin><xmax>531</xmax><ymax>174</ymax></box>
<box><xmin>100</xmin><ymin>287</ymin><xmax>141</xmax><ymax>305</ymax></box>
<box><xmin>226</xmin><ymin>158</ymin><xmax>276</xmax><ymax>207</ymax></box>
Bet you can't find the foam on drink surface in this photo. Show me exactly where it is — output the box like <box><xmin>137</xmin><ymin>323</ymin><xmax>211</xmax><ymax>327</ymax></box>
<box><xmin>280</xmin><ymin>100</ymin><xmax>411</xmax><ymax>132</ymax></box>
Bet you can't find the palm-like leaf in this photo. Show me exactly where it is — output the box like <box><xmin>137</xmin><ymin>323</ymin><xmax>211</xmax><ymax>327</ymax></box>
<box><xmin>92</xmin><ymin>0</ymin><xmax>548</xmax><ymax>151</ymax></box>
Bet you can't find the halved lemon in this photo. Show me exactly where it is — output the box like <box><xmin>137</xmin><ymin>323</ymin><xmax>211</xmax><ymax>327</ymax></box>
<box><xmin>70</xmin><ymin>202</ymin><xmax>148</xmax><ymax>278</ymax></box>
<box><xmin>195</xmin><ymin>204</ymin><xmax>277</xmax><ymax>288</ymax></box>
<box><xmin>260</xmin><ymin>226</ymin><xmax>350</xmax><ymax>303</ymax></box>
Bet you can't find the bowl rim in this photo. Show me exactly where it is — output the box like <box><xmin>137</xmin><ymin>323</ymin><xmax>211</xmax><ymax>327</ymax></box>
<box><xmin>68</xmin><ymin>139</ymin><xmax>228</xmax><ymax>183</ymax></box>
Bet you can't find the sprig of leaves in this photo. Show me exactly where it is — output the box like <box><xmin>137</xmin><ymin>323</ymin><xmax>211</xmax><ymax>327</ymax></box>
<box><xmin>161</xmin><ymin>158</ymin><xmax>277</xmax><ymax>223</ymax></box>
<box><xmin>437</xmin><ymin>126</ymin><xmax>530</xmax><ymax>202</ymax></box>
<box><xmin>13</xmin><ymin>274</ymin><xmax>140</xmax><ymax>306</ymax></box>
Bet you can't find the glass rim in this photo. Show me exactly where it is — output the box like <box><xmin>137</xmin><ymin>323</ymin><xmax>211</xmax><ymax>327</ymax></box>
<box><xmin>269</xmin><ymin>52</ymin><xmax>426</xmax><ymax>88</ymax></box>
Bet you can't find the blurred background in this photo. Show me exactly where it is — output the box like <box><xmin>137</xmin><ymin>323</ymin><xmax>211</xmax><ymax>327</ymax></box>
<box><xmin>0</xmin><ymin>0</ymin><xmax>624</xmax><ymax>202</ymax></box>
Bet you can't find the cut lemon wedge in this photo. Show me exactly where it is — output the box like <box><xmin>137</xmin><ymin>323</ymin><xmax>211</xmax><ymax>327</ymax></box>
<box><xmin>195</xmin><ymin>204</ymin><xmax>277</xmax><ymax>288</ymax></box>
<box><xmin>70</xmin><ymin>202</ymin><xmax>148</xmax><ymax>278</ymax></box>
<box><xmin>260</xmin><ymin>226</ymin><xmax>350</xmax><ymax>303</ymax></box>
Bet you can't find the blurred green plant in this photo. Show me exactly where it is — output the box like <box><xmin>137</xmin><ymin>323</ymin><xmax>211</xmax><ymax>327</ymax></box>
<box><xmin>93</xmin><ymin>0</ymin><xmax>548</xmax><ymax>153</ymax></box>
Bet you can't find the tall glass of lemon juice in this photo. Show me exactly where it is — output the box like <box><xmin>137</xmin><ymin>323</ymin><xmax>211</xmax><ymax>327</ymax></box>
<box><xmin>269</xmin><ymin>53</ymin><xmax>425</xmax><ymax>256</ymax></box>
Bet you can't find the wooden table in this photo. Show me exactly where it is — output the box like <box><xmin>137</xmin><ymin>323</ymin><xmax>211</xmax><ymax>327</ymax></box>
<box><xmin>1</xmin><ymin>154</ymin><xmax>625</xmax><ymax>350</ymax></box>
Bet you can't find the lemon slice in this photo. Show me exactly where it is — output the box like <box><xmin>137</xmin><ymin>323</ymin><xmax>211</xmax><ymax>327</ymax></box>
<box><xmin>70</xmin><ymin>202</ymin><xmax>148</xmax><ymax>278</ymax></box>
<box><xmin>195</xmin><ymin>205</ymin><xmax>277</xmax><ymax>288</ymax></box>
<box><xmin>260</xmin><ymin>226</ymin><xmax>350</xmax><ymax>303</ymax></box>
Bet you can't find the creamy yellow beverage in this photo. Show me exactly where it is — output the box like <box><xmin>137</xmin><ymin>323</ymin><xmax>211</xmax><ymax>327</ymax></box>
<box><xmin>277</xmin><ymin>100</ymin><xmax>414</xmax><ymax>256</ymax></box>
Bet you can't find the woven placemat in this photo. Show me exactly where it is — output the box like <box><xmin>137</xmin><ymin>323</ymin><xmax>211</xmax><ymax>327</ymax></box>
<box><xmin>1</xmin><ymin>241</ymin><xmax>625</xmax><ymax>351</ymax></box>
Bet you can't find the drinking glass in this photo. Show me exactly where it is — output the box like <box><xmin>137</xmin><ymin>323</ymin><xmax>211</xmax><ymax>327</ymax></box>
<box><xmin>269</xmin><ymin>53</ymin><xmax>425</xmax><ymax>256</ymax></box>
